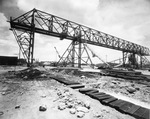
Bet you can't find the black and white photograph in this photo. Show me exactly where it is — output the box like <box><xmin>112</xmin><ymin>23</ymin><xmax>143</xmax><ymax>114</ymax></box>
<box><xmin>0</xmin><ymin>0</ymin><xmax>150</xmax><ymax>119</ymax></box>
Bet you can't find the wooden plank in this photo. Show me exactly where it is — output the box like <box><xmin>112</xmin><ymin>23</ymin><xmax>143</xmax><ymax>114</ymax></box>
<box><xmin>126</xmin><ymin>104</ymin><xmax>140</xmax><ymax>114</ymax></box>
<box><xmin>79</xmin><ymin>88</ymin><xmax>98</xmax><ymax>93</ymax></box>
<box><xmin>115</xmin><ymin>101</ymin><xmax>127</xmax><ymax>109</ymax></box>
<box><xmin>86</xmin><ymin>92</ymin><xmax>106</xmax><ymax>98</ymax></box>
<box><xmin>96</xmin><ymin>95</ymin><xmax>112</xmax><ymax>101</ymax></box>
<box><xmin>141</xmin><ymin>109</ymin><xmax>150</xmax><ymax>119</ymax></box>
<box><xmin>68</xmin><ymin>81</ymin><xmax>80</xmax><ymax>85</ymax></box>
<box><xmin>90</xmin><ymin>92</ymin><xmax>106</xmax><ymax>96</ymax></box>
<box><xmin>109</xmin><ymin>99</ymin><xmax>125</xmax><ymax>108</ymax></box>
<box><xmin>102</xmin><ymin>97</ymin><xmax>118</xmax><ymax>104</ymax></box>
<box><xmin>133</xmin><ymin>107</ymin><xmax>147</xmax><ymax>118</ymax></box>
<box><xmin>90</xmin><ymin>93</ymin><xmax>108</xmax><ymax>99</ymax></box>
<box><xmin>69</xmin><ymin>84</ymin><xmax>85</xmax><ymax>89</ymax></box>
<box><xmin>119</xmin><ymin>102</ymin><xmax>134</xmax><ymax>113</ymax></box>
<box><xmin>85</xmin><ymin>90</ymin><xmax>99</xmax><ymax>95</ymax></box>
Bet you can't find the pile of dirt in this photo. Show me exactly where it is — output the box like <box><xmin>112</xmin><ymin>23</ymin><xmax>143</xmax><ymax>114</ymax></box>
<box><xmin>15</xmin><ymin>68</ymin><xmax>43</xmax><ymax>79</ymax></box>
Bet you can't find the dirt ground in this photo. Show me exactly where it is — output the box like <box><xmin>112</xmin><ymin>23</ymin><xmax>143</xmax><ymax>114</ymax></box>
<box><xmin>0</xmin><ymin>66</ymin><xmax>150</xmax><ymax>119</ymax></box>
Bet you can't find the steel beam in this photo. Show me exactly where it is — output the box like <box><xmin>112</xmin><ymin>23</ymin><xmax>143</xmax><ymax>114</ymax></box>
<box><xmin>72</xmin><ymin>40</ymin><xmax>75</xmax><ymax>67</ymax></box>
<box><xmin>9</xmin><ymin>8</ymin><xmax>150</xmax><ymax>66</ymax></box>
<box><xmin>78</xmin><ymin>38</ymin><xmax>81</xmax><ymax>68</ymax></box>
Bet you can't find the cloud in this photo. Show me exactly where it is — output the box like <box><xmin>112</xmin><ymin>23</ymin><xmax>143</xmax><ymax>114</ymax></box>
<box><xmin>0</xmin><ymin>0</ymin><xmax>24</xmax><ymax>19</ymax></box>
<box><xmin>95</xmin><ymin>0</ymin><xmax>150</xmax><ymax>46</ymax></box>
<box><xmin>17</xmin><ymin>0</ymin><xmax>99</xmax><ymax>24</ymax></box>
<box><xmin>0</xmin><ymin>13</ymin><xmax>18</xmax><ymax>56</ymax></box>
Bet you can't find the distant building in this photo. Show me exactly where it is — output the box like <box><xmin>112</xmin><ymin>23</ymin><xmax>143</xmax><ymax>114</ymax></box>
<box><xmin>0</xmin><ymin>56</ymin><xmax>18</xmax><ymax>65</ymax></box>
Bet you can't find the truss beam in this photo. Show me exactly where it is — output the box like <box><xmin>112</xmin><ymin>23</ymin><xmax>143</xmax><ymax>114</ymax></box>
<box><xmin>9</xmin><ymin>8</ymin><xmax>150</xmax><ymax>65</ymax></box>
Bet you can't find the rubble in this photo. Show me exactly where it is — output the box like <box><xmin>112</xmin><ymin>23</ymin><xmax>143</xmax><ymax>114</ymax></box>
<box><xmin>94</xmin><ymin>113</ymin><xmax>104</xmax><ymax>118</ymax></box>
<box><xmin>76</xmin><ymin>106</ymin><xmax>89</xmax><ymax>113</ymax></box>
<box><xmin>41</xmin><ymin>95</ymin><xmax>46</xmax><ymax>98</ymax></box>
<box><xmin>1</xmin><ymin>92</ymin><xmax>6</xmax><ymax>95</ymax></box>
<box><xmin>1</xmin><ymin>65</ymin><xmax>150</xmax><ymax>119</ymax></box>
<box><xmin>15</xmin><ymin>68</ymin><xmax>43</xmax><ymax>79</ymax></box>
<box><xmin>77</xmin><ymin>111</ymin><xmax>85</xmax><ymax>118</ymax></box>
<box><xmin>15</xmin><ymin>105</ymin><xmax>20</xmax><ymax>109</ymax></box>
<box><xmin>84</xmin><ymin>101</ymin><xmax>90</xmax><ymax>109</ymax></box>
<box><xmin>69</xmin><ymin>108</ymin><xmax>76</xmax><ymax>114</ymax></box>
<box><xmin>56</xmin><ymin>89</ymin><xmax>90</xmax><ymax>117</ymax></box>
<box><xmin>66</xmin><ymin>102</ymin><xmax>74</xmax><ymax>108</ymax></box>
<box><xmin>39</xmin><ymin>105</ymin><xmax>47</xmax><ymax>111</ymax></box>
<box><xmin>126</xmin><ymin>87</ymin><xmax>137</xmax><ymax>94</ymax></box>
<box><xmin>58</xmin><ymin>102</ymin><xmax>66</xmax><ymax>110</ymax></box>
<box><xmin>40</xmin><ymin>74</ymin><xmax>47</xmax><ymax>78</ymax></box>
<box><xmin>81</xmin><ymin>75</ymin><xmax>86</xmax><ymax>79</ymax></box>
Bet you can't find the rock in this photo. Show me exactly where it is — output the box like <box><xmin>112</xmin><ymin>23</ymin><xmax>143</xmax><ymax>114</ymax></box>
<box><xmin>127</xmin><ymin>87</ymin><xmax>136</xmax><ymax>93</ymax></box>
<box><xmin>41</xmin><ymin>95</ymin><xmax>46</xmax><ymax>98</ymax></box>
<box><xmin>64</xmin><ymin>91</ymin><xmax>70</xmax><ymax>96</ymax></box>
<box><xmin>23</xmin><ymin>76</ymin><xmax>28</xmax><ymax>79</ymax></box>
<box><xmin>112</xmin><ymin>81</ymin><xmax>118</xmax><ymax>84</ymax></box>
<box><xmin>76</xmin><ymin>106</ymin><xmax>89</xmax><ymax>113</ymax></box>
<box><xmin>57</xmin><ymin>91</ymin><xmax>62</xmax><ymax>96</ymax></box>
<box><xmin>102</xmin><ymin>109</ymin><xmax>110</xmax><ymax>113</ymax></box>
<box><xmin>40</xmin><ymin>74</ymin><xmax>47</xmax><ymax>78</ymax></box>
<box><xmin>15</xmin><ymin>105</ymin><xmax>20</xmax><ymax>109</ymax></box>
<box><xmin>94</xmin><ymin>113</ymin><xmax>103</xmax><ymax>118</ymax></box>
<box><xmin>58</xmin><ymin>102</ymin><xmax>66</xmax><ymax>110</ymax></box>
<box><xmin>76</xmin><ymin>100</ymin><xmax>82</xmax><ymax>105</ymax></box>
<box><xmin>68</xmin><ymin>98</ymin><xmax>74</xmax><ymax>102</ymax></box>
<box><xmin>1</xmin><ymin>92</ymin><xmax>6</xmax><ymax>95</ymax></box>
<box><xmin>109</xmin><ymin>83</ymin><xmax>116</xmax><ymax>88</ymax></box>
<box><xmin>77</xmin><ymin>111</ymin><xmax>85</xmax><ymax>118</ymax></box>
<box><xmin>0</xmin><ymin>111</ymin><xmax>4</xmax><ymax>115</ymax></box>
<box><xmin>39</xmin><ymin>105</ymin><xmax>47</xmax><ymax>111</ymax></box>
<box><xmin>131</xmin><ymin>84</ymin><xmax>135</xmax><ymax>87</ymax></box>
<box><xmin>67</xmin><ymin>102</ymin><xmax>74</xmax><ymax>108</ymax></box>
<box><xmin>84</xmin><ymin>101</ymin><xmax>90</xmax><ymax>109</ymax></box>
<box><xmin>81</xmin><ymin>75</ymin><xmax>86</xmax><ymax>79</ymax></box>
<box><xmin>135</xmin><ymin>87</ymin><xmax>140</xmax><ymax>90</ymax></box>
<box><xmin>69</xmin><ymin>108</ymin><xmax>76</xmax><ymax>114</ymax></box>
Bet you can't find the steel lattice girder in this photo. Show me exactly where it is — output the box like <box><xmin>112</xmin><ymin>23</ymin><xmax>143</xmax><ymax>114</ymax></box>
<box><xmin>10</xmin><ymin>8</ymin><xmax>150</xmax><ymax>63</ymax></box>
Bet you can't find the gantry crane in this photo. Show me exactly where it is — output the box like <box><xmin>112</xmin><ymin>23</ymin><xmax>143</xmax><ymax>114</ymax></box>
<box><xmin>9</xmin><ymin>8</ymin><xmax>150</xmax><ymax>68</ymax></box>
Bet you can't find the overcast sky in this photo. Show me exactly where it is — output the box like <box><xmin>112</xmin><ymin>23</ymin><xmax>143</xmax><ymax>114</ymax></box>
<box><xmin>0</xmin><ymin>0</ymin><xmax>150</xmax><ymax>63</ymax></box>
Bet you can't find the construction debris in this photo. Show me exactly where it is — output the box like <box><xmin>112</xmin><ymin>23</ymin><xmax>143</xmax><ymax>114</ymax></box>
<box><xmin>126</xmin><ymin>87</ymin><xmax>137</xmax><ymax>94</ymax></box>
<box><xmin>16</xmin><ymin>68</ymin><xmax>43</xmax><ymax>79</ymax></box>
<box><xmin>39</xmin><ymin>105</ymin><xmax>47</xmax><ymax>111</ymax></box>
<box><xmin>84</xmin><ymin>101</ymin><xmax>90</xmax><ymax>109</ymax></box>
<box><xmin>77</xmin><ymin>111</ymin><xmax>85</xmax><ymax>118</ymax></box>
<box><xmin>15</xmin><ymin>105</ymin><xmax>20</xmax><ymax>109</ymax></box>
<box><xmin>69</xmin><ymin>108</ymin><xmax>76</xmax><ymax>114</ymax></box>
<box><xmin>1</xmin><ymin>92</ymin><xmax>6</xmax><ymax>95</ymax></box>
<box><xmin>56</xmin><ymin>89</ymin><xmax>91</xmax><ymax>118</ymax></box>
<box><xmin>58</xmin><ymin>102</ymin><xmax>66</xmax><ymax>110</ymax></box>
<box><xmin>76</xmin><ymin>106</ymin><xmax>89</xmax><ymax>113</ymax></box>
<box><xmin>1</xmin><ymin>65</ymin><xmax>150</xmax><ymax>119</ymax></box>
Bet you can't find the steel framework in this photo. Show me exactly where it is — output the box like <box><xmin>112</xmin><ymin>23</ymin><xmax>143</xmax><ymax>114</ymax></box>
<box><xmin>9</xmin><ymin>8</ymin><xmax>150</xmax><ymax>67</ymax></box>
<box><xmin>57</xmin><ymin>41</ymin><xmax>94</xmax><ymax>68</ymax></box>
